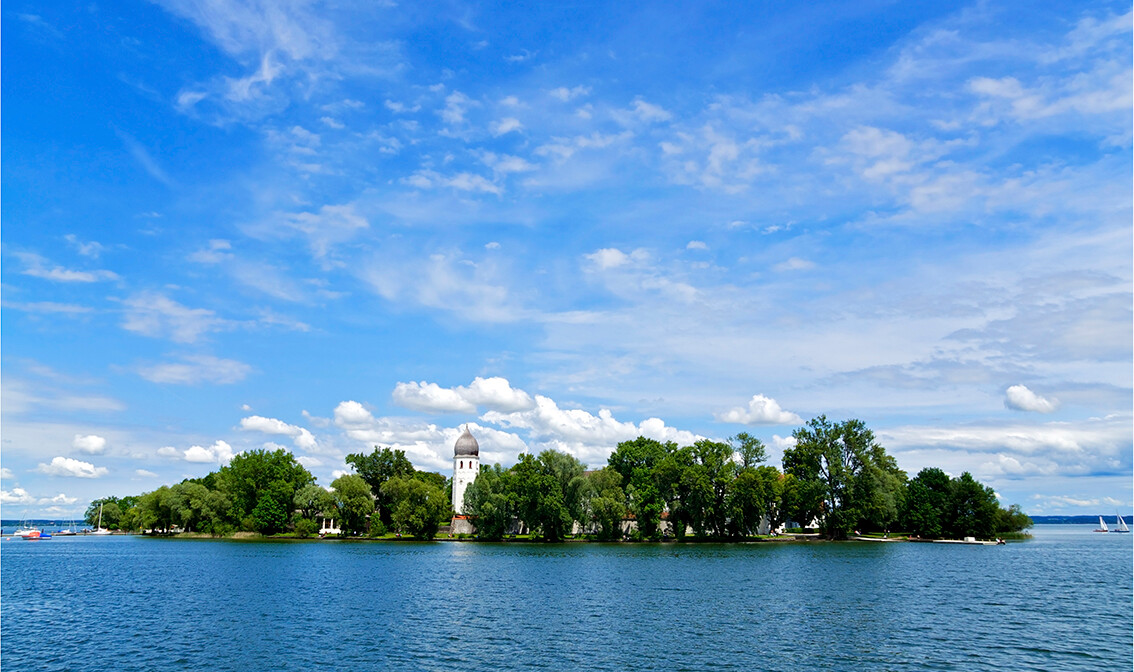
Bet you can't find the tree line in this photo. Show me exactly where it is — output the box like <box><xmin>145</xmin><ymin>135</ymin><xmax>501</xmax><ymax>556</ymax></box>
<box><xmin>87</xmin><ymin>446</ymin><xmax>452</xmax><ymax>540</ymax></box>
<box><xmin>87</xmin><ymin>416</ymin><xmax>1031</xmax><ymax>542</ymax></box>
<box><xmin>462</xmin><ymin>416</ymin><xmax>1032</xmax><ymax>541</ymax></box>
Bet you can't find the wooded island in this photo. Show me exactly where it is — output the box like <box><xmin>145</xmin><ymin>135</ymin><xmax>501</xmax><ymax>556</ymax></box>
<box><xmin>87</xmin><ymin>416</ymin><xmax>1032</xmax><ymax>542</ymax></box>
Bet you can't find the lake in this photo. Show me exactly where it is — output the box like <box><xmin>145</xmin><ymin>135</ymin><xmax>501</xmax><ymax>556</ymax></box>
<box><xmin>2</xmin><ymin>525</ymin><xmax>1130</xmax><ymax>671</ymax></box>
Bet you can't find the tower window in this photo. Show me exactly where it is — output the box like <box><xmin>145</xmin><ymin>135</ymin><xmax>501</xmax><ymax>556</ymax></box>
<box><xmin>460</xmin><ymin>461</ymin><xmax>463</xmax><ymax>469</ymax></box>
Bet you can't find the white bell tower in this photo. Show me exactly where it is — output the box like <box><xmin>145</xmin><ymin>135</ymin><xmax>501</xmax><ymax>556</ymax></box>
<box><xmin>452</xmin><ymin>425</ymin><xmax>480</xmax><ymax>514</ymax></box>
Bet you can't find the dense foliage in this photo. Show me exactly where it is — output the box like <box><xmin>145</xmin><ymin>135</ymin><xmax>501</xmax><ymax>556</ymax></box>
<box><xmin>87</xmin><ymin>418</ymin><xmax>1032</xmax><ymax>542</ymax></box>
<box><xmin>463</xmin><ymin>418</ymin><xmax>1031</xmax><ymax>541</ymax></box>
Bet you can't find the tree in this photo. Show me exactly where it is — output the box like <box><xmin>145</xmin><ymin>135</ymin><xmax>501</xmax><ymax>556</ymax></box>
<box><xmin>215</xmin><ymin>448</ymin><xmax>314</xmax><ymax>534</ymax></box>
<box><xmin>730</xmin><ymin>432</ymin><xmax>767</xmax><ymax>469</ymax></box>
<box><xmin>607</xmin><ymin>437</ymin><xmax>671</xmax><ymax>538</ymax></box>
<box><xmin>294</xmin><ymin>484</ymin><xmax>334</xmax><ymax>522</ymax></box>
<box><xmin>345</xmin><ymin>447</ymin><xmax>415</xmax><ymax>526</ymax></box>
<box><xmin>577</xmin><ymin>468</ymin><xmax>626</xmax><ymax>540</ymax></box>
<box><xmin>463</xmin><ymin>464</ymin><xmax>515</xmax><ymax>540</ymax></box>
<box><xmin>86</xmin><ymin>497</ymin><xmax>124</xmax><ymax>529</ymax></box>
<box><xmin>510</xmin><ymin>452</ymin><xmax>577</xmax><ymax>541</ymax></box>
<box><xmin>331</xmin><ymin>474</ymin><xmax>376</xmax><ymax>536</ymax></box>
<box><xmin>782</xmin><ymin>416</ymin><xmax>905</xmax><ymax>539</ymax></box>
<box><xmin>902</xmin><ymin>467</ymin><xmax>952</xmax><ymax>538</ymax></box>
<box><xmin>381</xmin><ymin>476</ymin><xmax>448</xmax><ymax>540</ymax></box>
<box><xmin>726</xmin><ymin>468</ymin><xmax>765</xmax><ymax>537</ymax></box>
<box><xmin>948</xmin><ymin>472</ymin><xmax>999</xmax><ymax>539</ymax></box>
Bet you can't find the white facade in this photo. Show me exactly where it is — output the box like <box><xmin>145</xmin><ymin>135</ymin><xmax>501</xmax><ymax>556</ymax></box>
<box><xmin>452</xmin><ymin>426</ymin><xmax>480</xmax><ymax>515</ymax></box>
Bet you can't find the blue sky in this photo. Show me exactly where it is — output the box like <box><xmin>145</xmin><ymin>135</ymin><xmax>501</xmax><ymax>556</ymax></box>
<box><xmin>2</xmin><ymin>1</ymin><xmax>1131</xmax><ymax>519</ymax></box>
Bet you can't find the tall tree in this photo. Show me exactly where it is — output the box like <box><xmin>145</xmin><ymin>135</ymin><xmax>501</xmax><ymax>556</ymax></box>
<box><xmin>577</xmin><ymin>467</ymin><xmax>626</xmax><ymax>540</ymax></box>
<box><xmin>607</xmin><ymin>437</ymin><xmax>671</xmax><ymax>538</ymax></box>
<box><xmin>345</xmin><ymin>447</ymin><xmax>415</xmax><ymax>526</ymax></box>
<box><xmin>381</xmin><ymin>475</ymin><xmax>448</xmax><ymax>540</ymax></box>
<box><xmin>215</xmin><ymin>448</ymin><xmax>315</xmax><ymax>534</ymax></box>
<box><xmin>331</xmin><ymin>474</ymin><xmax>376</xmax><ymax>535</ymax></box>
<box><xmin>463</xmin><ymin>464</ymin><xmax>515</xmax><ymax>540</ymax></box>
<box><xmin>782</xmin><ymin>416</ymin><xmax>905</xmax><ymax>539</ymax></box>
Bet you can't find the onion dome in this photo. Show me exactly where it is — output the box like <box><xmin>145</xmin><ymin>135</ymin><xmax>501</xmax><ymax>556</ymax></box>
<box><xmin>454</xmin><ymin>425</ymin><xmax>479</xmax><ymax>457</ymax></box>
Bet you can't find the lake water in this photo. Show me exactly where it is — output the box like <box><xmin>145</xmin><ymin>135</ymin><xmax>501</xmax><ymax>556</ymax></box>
<box><xmin>2</xmin><ymin>525</ymin><xmax>1130</xmax><ymax>671</ymax></box>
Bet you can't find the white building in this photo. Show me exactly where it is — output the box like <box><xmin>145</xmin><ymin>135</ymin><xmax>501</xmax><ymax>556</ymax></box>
<box><xmin>451</xmin><ymin>425</ymin><xmax>480</xmax><ymax>515</ymax></box>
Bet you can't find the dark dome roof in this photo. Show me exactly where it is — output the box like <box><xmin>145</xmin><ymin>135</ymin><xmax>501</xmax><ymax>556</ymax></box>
<box><xmin>454</xmin><ymin>426</ymin><xmax>479</xmax><ymax>457</ymax></box>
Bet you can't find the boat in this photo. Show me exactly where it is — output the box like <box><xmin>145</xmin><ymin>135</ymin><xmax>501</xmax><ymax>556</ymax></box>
<box><xmin>1094</xmin><ymin>516</ymin><xmax>1110</xmax><ymax>532</ymax></box>
<box><xmin>14</xmin><ymin>523</ymin><xmax>40</xmax><ymax>538</ymax></box>
<box><xmin>91</xmin><ymin>503</ymin><xmax>112</xmax><ymax>535</ymax></box>
<box><xmin>55</xmin><ymin>521</ymin><xmax>78</xmax><ymax>536</ymax></box>
<box><xmin>1111</xmin><ymin>513</ymin><xmax>1130</xmax><ymax>534</ymax></box>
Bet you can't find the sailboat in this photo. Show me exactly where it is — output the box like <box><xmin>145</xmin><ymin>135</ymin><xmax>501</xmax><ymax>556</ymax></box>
<box><xmin>91</xmin><ymin>503</ymin><xmax>112</xmax><ymax>535</ymax></box>
<box><xmin>1111</xmin><ymin>512</ymin><xmax>1130</xmax><ymax>534</ymax></box>
<box><xmin>1094</xmin><ymin>516</ymin><xmax>1109</xmax><ymax>532</ymax></box>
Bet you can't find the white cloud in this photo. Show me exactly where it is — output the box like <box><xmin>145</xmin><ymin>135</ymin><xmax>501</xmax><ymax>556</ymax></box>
<box><xmin>73</xmin><ymin>434</ymin><xmax>107</xmax><ymax>455</ymax></box>
<box><xmin>183</xmin><ymin>440</ymin><xmax>235</xmax><ymax>464</ymax></box>
<box><xmin>17</xmin><ymin>252</ymin><xmax>118</xmax><ymax>283</ymax></box>
<box><xmin>482</xmin><ymin>395</ymin><xmax>700</xmax><ymax>465</ymax></box>
<box><xmin>277</xmin><ymin>203</ymin><xmax>369</xmax><ymax>258</ymax></box>
<box><xmin>137</xmin><ymin>354</ymin><xmax>252</xmax><ymax>385</ymax></box>
<box><xmin>686</xmin><ymin>241</ymin><xmax>708</xmax><ymax>250</ymax></box>
<box><xmin>393</xmin><ymin>376</ymin><xmax>535</xmax><ymax>414</ymax></box>
<box><xmin>1005</xmin><ymin>385</ymin><xmax>1058</xmax><ymax>413</ymax></box>
<box><xmin>585</xmin><ymin>247</ymin><xmax>650</xmax><ymax>271</ymax></box>
<box><xmin>157</xmin><ymin>446</ymin><xmax>180</xmax><ymax>458</ymax></box>
<box><xmin>1</xmin><ymin>488</ymin><xmax>34</xmax><ymax>504</ymax></box>
<box><xmin>440</xmin><ymin>91</ymin><xmax>475</xmax><ymax>125</ymax></box>
<box><xmin>40</xmin><ymin>493</ymin><xmax>78</xmax><ymax>505</ymax></box>
<box><xmin>239</xmin><ymin>415</ymin><xmax>317</xmax><ymax>449</ymax></box>
<box><xmin>715</xmin><ymin>394</ymin><xmax>803</xmax><ymax>425</ymax></box>
<box><xmin>319</xmin><ymin>116</ymin><xmax>344</xmax><ymax>129</ymax></box>
<box><xmin>630</xmin><ymin>98</ymin><xmax>672</xmax><ymax>123</ymax></box>
<box><xmin>135</xmin><ymin>469</ymin><xmax>159</xmax><ymax>478</ymax></box>
<box><xmin>490</xmin><ymin>117</ymin><xmax>523</xmax><ymax>136</ymax></box>
<box><xmin>0</xmin><ymin>468</ymin><xmax>14</xmax><ymax>480</ymax></box>
<box><xmin>393</xmin><ymin>381</ymin><xmax>476</xmax><ymax>414</ymax></box>
<box><xmin>121</xmin><ymin>292</ymin><xmax>230</xmax><ymax>343</ymax></box>
<box><xmin>549</xmin><ymin>86</ymin><xmax>591</xmax><ymax>101</ymax></box>
<box><xmin>35</xmin><ymin>456</ymin><xmax>109</xmax><ymax>478</ymax></box>
<box><xmin>773</xmin><ymin>257</ymin><xmax>815</xmax><ymax>272</ymax></box>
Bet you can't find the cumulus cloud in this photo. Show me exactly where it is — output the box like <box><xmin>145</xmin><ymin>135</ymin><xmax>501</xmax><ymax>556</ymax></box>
<box><xmin>183</xmin><ymin>440</ymin><xmax>235</xmax><ymax>464</ymax></box>
<box><xmin>73</xmin><ymin>434</ymin><xmax>107</xmax><ymax>455</ymax></box>
<box><xmin>1005</xmin><ymin>385</ymin><xmax>1059</xmax><ymax>413</ymax></box>
<box><xmin>0</xmin><ymin>488</ymin><xmax>34</xmax><ymax>504</ymax></box>
<box><xmin>239</xmin><ymin>415</ymin><xmax>317</xmax><ymax>449</ymax></box>
<box><xmin>135</xmin><ymin>469</ymin><xmax>159</xmax><ymax>478</ymax></box>
<box><xmin>35</xmin><ymin>456</ymin><xmax>108</xmax><ymax>478</ymax></box>
<box><xmin>137</xmin><ymin>354</ymin><xmax>252</xmax><ymax>385</ymax></box>
<box><xmin>392</xmin><ymin>377</ymin><xmax>535</xmax><ymax>414</ymax></box>
<box><xmin>0</xmin><ymin>467</ymin><xmax>14</xmax><ymax>480</ymax></box>
<box><xmin>482</xmin><ymin>395</ymin><xmax>700</xmax><ymax>465</ymax></box>
<box><xmin>715</xmin><ymin>395</ymin><xmax>803</xmax><ymax>425</ymax></box>
<box><xmin>585</xmin><ymin>247</ymin><xmax>649</xmax><ymax>271</ymax></box>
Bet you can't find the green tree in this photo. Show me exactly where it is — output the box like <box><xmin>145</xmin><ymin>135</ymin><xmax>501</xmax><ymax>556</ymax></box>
<box><xmin>726</xmin><ymin>467</ymin><xmax>765</xmax><ymax>537</ymax></box>
<box><xmin>331</xmin><ymin>474</ymin><xmax>376</xmax><ymax>536</ymax></box>
<box><xmin>294</xmin><ymin>484</ymin><xmax>334</xmax><ymax>522</ymax></box>
<box><xmin>730</xmin><ymin>432</ymin><xmax>767</xmax><ymax>468</ymax></box>
<box><xmin>578</xmin><ymin>467</ymin><xmax>626</xmax><ymax>540</ymax></box>
<box><xmin>215</xmin><ymin>448</ymin><xmax>314</xmax><ymax>534</ymax></box>
<box><xmin>463</xmin><ymin>464</ymin><xmax>515</xmax><ymax>540</ymax></box>
<box><xmin>783</xmin><ymin>417</ymin><xmax>905</xmax><ymax>539</ymax></box>
<box><xmin>381</xmin><ymin>476</ymin><xmax>448</xmax><ymax>540</ymax></box>
<box><xmin>85</xmin><ymin>497</ymin><xmax>124</xmax><ymax>529</ymax></box>
<box><xmin>948</xmin><ymin>472</ymin><xmax>999</xmax><ymax>538</ymax></box>
<box><xmin>902</xmin><ymin>467</ymin><xmax>952</xmax><ymax>538</ymax></box>
<box><xmin>510</xmin><ymin>452</ymin><xmax>577</xmax><ymax>541</ymax></box>
<box><xmin>608</xmin><ymin>437</ymin><xmax>671</xmax><ymax>538</ymax></box>
<box><xmin>345</xmin><ymin>447</ymin><xmax>415</xmax><ymax>526</ymax></box>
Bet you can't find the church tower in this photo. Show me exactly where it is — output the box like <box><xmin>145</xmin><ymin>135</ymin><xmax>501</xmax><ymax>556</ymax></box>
<box><xmin>452</xmin><ymin>425</ymin><xmax>480</xmax><ymax>514</ymax></box>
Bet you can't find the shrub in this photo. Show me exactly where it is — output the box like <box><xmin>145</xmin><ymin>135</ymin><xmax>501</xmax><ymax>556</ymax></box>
<box><xmin>294</xmin><ymin>518</ymin><xmax>318</xmax><ymax>538</ymax></box>
<box><xmin>368</xmin><ymin>517</ymin><xmax>388</xmax><ymax>538</ymax></box>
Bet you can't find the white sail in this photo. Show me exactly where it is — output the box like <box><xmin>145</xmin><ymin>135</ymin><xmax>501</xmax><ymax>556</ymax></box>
<box><xmin>1095</xmin><ymin>516</ymin><xmax>1109</xmax><ymax>532</ymax></box>
<box><xmin>1116</xmin><ymin>513</ymin><xmax>1130</xmax><ymax>533</ymax></box>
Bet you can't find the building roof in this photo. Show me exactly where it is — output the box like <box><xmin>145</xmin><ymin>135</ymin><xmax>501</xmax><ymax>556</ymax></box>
<box><xmin>454</xmin><ymin>425</ymin><xmax>479</xmax><ymax>457</ymax></box>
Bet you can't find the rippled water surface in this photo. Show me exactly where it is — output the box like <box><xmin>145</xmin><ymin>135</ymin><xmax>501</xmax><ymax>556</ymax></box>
<box><xmin>2</xmin><ymin>526</ymin><xmax>1131</xmax><ymax>671</ymax></box>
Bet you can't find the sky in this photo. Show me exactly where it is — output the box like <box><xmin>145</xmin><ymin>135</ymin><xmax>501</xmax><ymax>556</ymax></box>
<box><xmin>2</xmin><ymin>1</ymin><xmax>1131</xmax><ymax>519</ymax></box>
